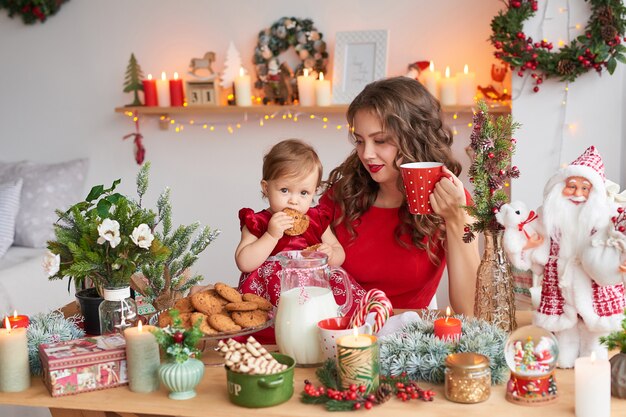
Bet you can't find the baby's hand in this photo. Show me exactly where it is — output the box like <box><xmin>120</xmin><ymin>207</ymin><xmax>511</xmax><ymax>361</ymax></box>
<box><xmin>267</xmin><ymin>211</ymin><xmax>294</xmax><ymax>239</ymax></box>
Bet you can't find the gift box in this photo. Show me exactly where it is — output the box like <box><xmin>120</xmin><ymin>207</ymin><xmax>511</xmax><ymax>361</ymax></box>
<box><xmin>39</xmin><ymin>334</ymin><xmax>128</xmax><ymax>397</ymax></box>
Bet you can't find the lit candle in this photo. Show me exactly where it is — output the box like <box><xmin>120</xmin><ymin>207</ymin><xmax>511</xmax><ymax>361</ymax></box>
<box><xmin>337</xmin><ymin>326</ymin><xmax>374</xmax><ymax>348</ymax></box>
<box><xmin>0</xmin><ymin>317</ymin><xmax>30</xmax><ymax>392</ymax></box>
<box><xmin>3</xmin><ymin>311</ymin><xmax>29</xmax><ymax>329</ymax></box>
<box><xmin>156</xmin><ymin>72</ymin><xmax>170</xmax><ymax>108</ymax></box>
<box><xmin>433</xmin><ymin>307</ymin><xmax>462</xmax><ymax>341</ymax></box>
<box><xmin>124</xmin><ymin>321</ymin><xmax>160</xmax><ymax>393</ymax></box>
<box><xmin>337</xmin><ymin>327</ymin><xmax>379</xmax><ymax>393</ymax></box>
<box><xmin>234</xmin><ymin>67</ymin><xmax>252</xmax><ymax>107</ymax></box>
<box><xmin>456</xmin><ymin>64</ymin><xmax>476</xmax><ymax>106</ymax></box>
<box><xmin>575</xmin><ymin>351</ymin><xmax>610</xmax><ymax>417</ymax></box>
<box><xmin>142</xmin><ymin>73</ymin><xmax>158</xmax><ymax>107</ymax></box>
<box><xmin>169</xmin><ymin>72</ymin><xmax>184</xmax><ymax>107</ymax></box>
<box><xmin>297</xmin><ymin>68</ymin><xmax>316</xmax><ymax>106</ymax></box>
<box><xmin>315</xmin><ymin>72</ymin><xmax>331</xmax><ymax>106</ymax></box>
<box><xmin>439</xmin><ymin>66</ymin><xmax>457</xmax><ymax>106</ymax></box>
<box><xmin>420</xmin><ymin>61</ymin><xmax>441</xmax><ymax>100</ymax></box>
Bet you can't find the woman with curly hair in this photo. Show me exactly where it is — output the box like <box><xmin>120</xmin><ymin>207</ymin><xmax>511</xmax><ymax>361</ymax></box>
<box><xmin>320</xmin><ymin>76</ymin><xmax>480</xmax><ymax>315</ymax></box>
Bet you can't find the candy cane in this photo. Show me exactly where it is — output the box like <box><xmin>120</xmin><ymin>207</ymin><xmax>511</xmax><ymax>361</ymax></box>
<box><xmin>348</xmin><ymin>289</ymin><xmax>392</xmax><ymax>332</ymax></box>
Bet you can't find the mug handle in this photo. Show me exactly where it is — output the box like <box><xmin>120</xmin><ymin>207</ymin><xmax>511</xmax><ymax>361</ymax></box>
<box><xmin>258</xmin><ymin>376</ymin><xmax>284</xmax><ymax>389</ymax></box>
<box><xmin>330</xmin><ymin>267</ymin><xmax>353</xmax><ymax>317</ymax></box>
<box><xmin>363</xmin><ymin>322</ymin><xmax>373</xmax><ymax>335</ymax></box>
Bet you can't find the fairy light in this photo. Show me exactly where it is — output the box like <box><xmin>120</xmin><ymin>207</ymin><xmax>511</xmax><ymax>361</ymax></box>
<box><xmin>227</xmin><ymin>125</ymin><xmax>233</xmax><ymax>134</ymax></box>
<box><xmin>236</xmin><ymin>123</ymin><xmax>241</xmax><ymax>129</ymax></box>
<box><xmin>323</xmin><ymin>124</ymin><xmax>327</xmax><ymax>129</ymax></box>
<box><xmin>336</xmin><ymin>125</ymin><xmax>342</xmax><ymax>130</ymax></box>
<box><xmin>203</xmin><ymin>124</ymin><xmax>207</xmax><ymax>129</ymax></box>
<box><xmin>310</xmin><ymin>115</ymin><xmax>315</xmax><ymax>119</ymax></box>
<box><xmin>264</xmin><ymin>115</ymin><xmax>269</xmax><ymax>120</ymax></box>
<box><xmin>170</xmin><ymin>119</ymin><xmax>175</xmax><ymax>124</ymax></box>
<box><xmin>259</xmin><ymin>120</ymin><xmax>264</xmax><ymax>126</ymax></box>
<box><xmin>189</xmin><ymin>120</ymin><xmax>195</xmax><ymax>125</ymax></box>
<box><xmin>133</xmin><ymin>116</ymin><xmax>138</xmax><ymax>122</ymax></box>
<box><xmin>467</xmin><ymin>123</ymin><xmax>473</xmax><ymax>128</ymax></box>
<box><xmin>453</xmin><ymin>113</ymin><xmax>458</xmax><ymax>120</ymax></box>
<box><xmin>210</xmin><ymin>126</ymin><xmax>215</xmax><ymax>131</ymax></box>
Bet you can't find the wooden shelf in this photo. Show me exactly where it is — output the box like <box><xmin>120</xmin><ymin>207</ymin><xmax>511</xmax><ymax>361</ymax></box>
<box><xmin>115</xmin><ymin>104</ymin><xmax>511</xmax><ymax>130</ymax></box>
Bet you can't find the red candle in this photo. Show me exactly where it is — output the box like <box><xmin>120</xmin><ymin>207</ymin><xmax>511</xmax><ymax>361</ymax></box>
<box><xmin>142</xmin><ymin>74</ymin><xmax>158</xmax><ymax>107</ymax></box>
<box><xmin>3</xmin><ymin>311</ymin><xmax>29</xmax><ymax>329</ymax></box>
<box><xmin>169</xmin><ymin>72</ymin><xmax>184</xmax><ymax>106</ymax></box>
<box><xmin>433</xmin><ymin>307</ymin><xmax>461</xmax><ymax>341</ymax></box>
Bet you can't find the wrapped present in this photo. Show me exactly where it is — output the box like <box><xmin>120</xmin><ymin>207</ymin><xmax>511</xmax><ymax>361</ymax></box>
<box><xmin>39</xmin><ymin>334</ymin><xmax>128</xmax><ymax>397</ymax></box>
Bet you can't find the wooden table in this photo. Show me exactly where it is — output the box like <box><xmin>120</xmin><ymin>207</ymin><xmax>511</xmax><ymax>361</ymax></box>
<box><xmin>1</xmin><ymin>311</ymin><xmax>624</xmax><ymax>417</ymax></box>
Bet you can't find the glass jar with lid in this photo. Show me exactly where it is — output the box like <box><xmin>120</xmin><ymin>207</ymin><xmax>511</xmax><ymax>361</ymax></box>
<box><xmin>98</xmin><ymin>286</ymin><xmax>137</xmax><ymax>335</ymax></box>
<box><xmin>444</xmin><ymin>352</ymin><xmax>491</xmax><ymax>403</ymax></box>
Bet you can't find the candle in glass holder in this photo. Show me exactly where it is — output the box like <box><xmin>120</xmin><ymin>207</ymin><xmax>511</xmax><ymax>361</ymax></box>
<box><xmin>456</xmin><ymin>64</ymin><xmax>476</xmax><ymax>106</ymax></box>
<box><xmin>434</xmin><ymin>307</ymin><xmax>462</xmax><ymax>341</ymax></box>
<box><xmin>124</xmin><ymin>321</ymin><xmax>160</xmax><ymax>393</ymax></box>
<box><xmin>169</xmin><ymin>72</ymin><xmax>184</xmax><ymax>107</ymax></box>
<box><xmin>3</xmin><ymin>311</ymin><xmax>29</xmax><ymax>329</ymax></box>
<box><xmin>445</xmin><ymin>352</ymin><xmax>491</xmax><ymax>403</ymax></box>
<box><xmin>575</xmin><ymin>351</ymin><xmax>610</xmax><ymax>417</ymax></box>
<box><xmin>439</xmin><ymin>66</ymin><xmax>457</xmax><ymax>106</ymax></box>
<box><xmin>337</xmin><ymin>327</ymin><xmax>379</xmax><ymax>393</ymax></box>
<box><xmin>0</xmin><ymin>317</ymin><xmax>30</xmax><ymax>392</ymax></box>
<box><xmin>142</xmin><ymin>74</ymin><xmax>158</xmax><ymax>106</ymax></box>
<box><xmin>156</xmin><ymin>72</ymin><xmax>170</xmax><ymax>108</ymax></box>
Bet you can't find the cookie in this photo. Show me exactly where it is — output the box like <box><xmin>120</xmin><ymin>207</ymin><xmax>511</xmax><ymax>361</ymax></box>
<box><xmin>173</xmin><ymin>297</ymin><xmax>194</xmax><ymax>313</ymax></box>
<box><xmin>214</xmin><ymin>282</ymin><xmax>243</xmax><ymax>303</ymax></box>
<box><xmin>242</xmin><ymin>293</ymin><xmax>273</xmax><ymax>311</ymax></box>
<box><xmin>157</xmin><ymin>310</ymin><xmax>173</xmax><ymax>327</ymax></box>
<box><xmin>231</xmin><ymin>310</ymin><xmax>269</xmax><ymax>328</ymax></box>
<box><xmin>208</xmin><ymin>313</ymin><xmax>242</xmax><ymax>332</ymax></box>
<box><xmin>283</xmin><ymin>208</ymin><xmax>310</xmax><ymax>236</ymax></box>
<box><xmin>303</xmin><ymin>243</ymin><xmax>321</xmax><ymax>252</ymax></box>
<box><xmin>179</xmin><ymin>312</ymin><xmax>193</xmax><ymax>329</ymax></box>
<box><xmin>191</xmin><ymin>289</ymin><xmax>228</xmax><ymax>315</ymax></box>
<box><xmin>190</xmin><ymin>312</ymin><xmax>217</xmax><ymax>335</ymax></box>
<box><xmin>225</xmin><ymin>301</ymin><xmax>258</xmax><ymax>312</ymax></box>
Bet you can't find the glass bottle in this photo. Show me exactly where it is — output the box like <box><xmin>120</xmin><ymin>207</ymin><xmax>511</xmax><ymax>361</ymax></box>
<box><xmin>445</xmin><ymin>352</ymin><xmax>491</xmax><ymax>403</ymax></box>
<box><xmin>99</xmin><ymin>286</ymin><xmax>137</xmax><ymax>335</ymax></box>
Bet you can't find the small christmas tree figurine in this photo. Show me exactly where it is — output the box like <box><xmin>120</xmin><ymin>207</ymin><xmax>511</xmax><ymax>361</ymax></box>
<box><xmin>123</xmin><ymin>53</ymin><xmax>145</xmax><ymax>107</ymax></box>
<box><xmin>220</xmin><ymin>41</ymin><xmax>242</xmax><ymax>88</ymax></box>
<box><xmin>463</xmin><ymin>100</ymin><xmax>520</xmax><ymax>242</ymax></box>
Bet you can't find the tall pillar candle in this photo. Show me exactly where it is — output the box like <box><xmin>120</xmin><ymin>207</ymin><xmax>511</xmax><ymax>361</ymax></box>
<box><xmin>297</xmin><ymin>68</ymin><xmax>316</xmax><ymax>106</ymax></box>
<box><xmin>456</xmin><ymin>64</ymin><xmax>476</xmax><ymax>106</ymax></box>
<box><xmin>156</xmin><ymin>72</ymin><xmax>170</xmax><ymax>108</ymax></box>
<box><xmin>420</xmin><ymin>61</ymin><xmax>440</xmax><ymax>100</ymax></box>
<box><xmin>169</xmin><ymin>72</ymin><xmax>184</xmax><ymax>107</ymax></box>
<box><xmin>575</xmin><ymin>352</ymin><xmax>610</xmax><ymax>417</ymax></box>
<box><xmin>440</xmin><ymin>66</ymin><xmax>457</xmax><ymax>106</ymax></box>
<box><xmin>234</xmin><ymin>67</ymin><xmax>252</xmax><ymax>107</ymax></box>
<box><xmin>0</xmin><ymin>317</ymin><xmax>30</xmax><ymax>392</ymax></box>
<box><xmin>315</xmin><ymin>72</ymin><xmax>331</xmax><ymax>106</ymax></box>
<box><xmin>124</xmin><ymin>322</ymin><xmax>160</xmax><ymax>393</ymax></box>
<box><xmin>142</xmin><ymin>74</ymin><xmax>158</xmax><ymax>106</ymax></box>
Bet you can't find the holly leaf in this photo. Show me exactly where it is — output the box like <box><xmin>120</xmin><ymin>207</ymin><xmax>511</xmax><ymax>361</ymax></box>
<box><xmin>96</xmin><ymin>199</ymin><xmax>112</xmax><ymax>218</ymax></box>
<box><xmin>616</xmin><ymin>54</ymin><xmax>626</xmax><ymax>64</ymax></box>
<box><xmin>85</xmin><ymin>185</ymin><xmax>105</xmax><ymax>202</ymax></box>
<box><xmin>607</xmin><ymin>57</ymin><xmax>617</xmax><ymax>74</ymax></box>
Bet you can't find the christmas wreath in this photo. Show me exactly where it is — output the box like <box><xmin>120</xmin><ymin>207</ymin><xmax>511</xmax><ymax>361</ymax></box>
<box><xmin>490</xmin><ymin>0</ymin><xmax>626</xmax><ymax>91</ymax></box>
<box><xmin>253</xmin><ymin>16</ymin><xmax>328</xmax><ymax>89</ymax></box>
<box><xmin>0</xmin><ymin>0</ymin><xmax>69</xmax><ymax>24</ymax></box>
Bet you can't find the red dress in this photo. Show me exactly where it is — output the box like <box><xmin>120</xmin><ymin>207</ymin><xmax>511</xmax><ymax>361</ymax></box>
<box><xmin>319</xmin><ymin>192</ymin><xmax>449</xmax><ymax>309</ymax></box>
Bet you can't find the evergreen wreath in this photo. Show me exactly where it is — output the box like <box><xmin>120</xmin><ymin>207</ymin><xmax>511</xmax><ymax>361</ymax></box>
<box><xmin>379</xmin><ymin>310</ymin><xmax>509</xmax><ymax>385</ymax></box>
<box><xmin>253</xmin><ymin>16</ymin><xmax>328</xmax><ymax>88</ymax></box>
<box><xmin>0</xmin><ymin>0</ymin><xmax>69</xmax><ymax>24</ymax></box>
<box><xmin>462</xmin><ymin>100</ymin><xmax>520</xmax><ymax>243</ymax></box>
<box><xmin>490</xmin><ymin>0</ymin><xmax>626</xmax><ymax>92</ymax></box>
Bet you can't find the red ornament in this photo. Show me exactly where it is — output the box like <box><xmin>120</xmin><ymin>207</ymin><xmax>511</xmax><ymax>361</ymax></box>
<box><xmin>173</xmin><ymin>331</ymin><xmax>184</xmax><ymax>344</ymax></box>
<box><xmin>488</xmin><ymin>152</ymin><xmax>495</xmax><ymax>159</ymax></box>
<box><xmin>533</xmin><ymin>86</ymin><xmax>539</xmax><ymax>92</ymax></box>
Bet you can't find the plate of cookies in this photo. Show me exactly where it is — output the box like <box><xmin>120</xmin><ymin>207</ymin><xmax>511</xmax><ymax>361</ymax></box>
<box><xmin>150</xmin><ymin>282</ymin><xmax>274</xmax><ymax>338</ymax></box>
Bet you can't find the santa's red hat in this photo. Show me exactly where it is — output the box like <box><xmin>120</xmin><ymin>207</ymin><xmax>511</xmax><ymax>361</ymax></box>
<box><xmin>543</xmin><ymin>146</ymin><xmax>606</xmax><ymax>198</ymax></box>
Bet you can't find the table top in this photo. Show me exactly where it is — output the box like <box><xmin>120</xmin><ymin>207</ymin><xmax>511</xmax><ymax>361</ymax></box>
<box><xmin>1</xmin><ymin>311</ymin><xmax>624</xmax><ymax>417</ymax></box>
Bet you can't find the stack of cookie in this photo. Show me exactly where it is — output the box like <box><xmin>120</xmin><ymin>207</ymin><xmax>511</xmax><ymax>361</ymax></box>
<box><xmin>157</xmin><ymin>282</ymin><xmax>272</xmax><ymax>335</ymax></box>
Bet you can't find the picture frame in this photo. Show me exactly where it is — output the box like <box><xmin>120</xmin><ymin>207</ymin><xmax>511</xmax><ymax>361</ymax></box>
<box><xmin>331</xmin><ymin>30</ymin><xmax>389</xmax><ymax>104</ymax></box>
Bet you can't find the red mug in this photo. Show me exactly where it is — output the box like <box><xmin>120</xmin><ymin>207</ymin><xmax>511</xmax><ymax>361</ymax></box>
<box><xmin>400</xmin><ymin>162</ymin><xmax>445</xmax><ymax>215</ymax></box>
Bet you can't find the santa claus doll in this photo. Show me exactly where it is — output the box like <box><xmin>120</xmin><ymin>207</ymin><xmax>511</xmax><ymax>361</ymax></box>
<box><xmin>510</xmin><ymin>146</ymin><xmax>625</xmax><ymax>368</ymax></box>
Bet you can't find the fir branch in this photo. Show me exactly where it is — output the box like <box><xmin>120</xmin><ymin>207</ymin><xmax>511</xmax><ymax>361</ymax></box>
<box><xmin>316</xmin><ymin>359</ymin><xmax>341</xmax><ymax>389</ymax></box>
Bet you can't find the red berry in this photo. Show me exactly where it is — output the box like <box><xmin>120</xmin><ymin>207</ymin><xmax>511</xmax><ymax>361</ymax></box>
<box><xmin>353</xmin><ymin>403</ymin><xmax>361</xmax><ymax>410</ymax></box>
<box><xmin>492</xmin><ymin>207</ymin><xmax>499</xmax><ymax>214</ymax></box>
<box><xmin>617</xmin><ymin>207</ymin><xmax>624</xmax><ymax>213</ymax></box>
<box><xmin>464</xmin><ymin>226</ymin><xmax>470</xmax><ymax>232</ymax></box>
<box><xmin>173</xmin><ymin>331</ymin><xmax>184</xmax><ymax>344</ymax></box>
<box><xmin>359</xmin><ymin>385</ymin><xmax>367</xmax><ymax>393</ymax></box>
<box><xmin>533</xmin><ymin>86</ymin><xmax>539</xmax><ymax>92</ymax></box>
<box><xmin>495</xmin><ymin>41</ymin><xmax>503</xmax><ymax>49</ymax></box>
<box><xmin>364</xmin><ymin>401</ymin><xmax>373</xmax><ymax>409</ymax></box>
<box><xmin>488</xmin><ymin>152</ymin><xmax>495</xmax><ymax>159</ymax></box>
<box><xmin>349</xmin><ymin>384</ymin><xmax>357</xmax><ymax>392</ymax></box>
<box><xmin>517</xmin><ymin>71</ymin><xmax>524</xmax><ymax>77</ymax></box>
<box><xmin>537</xmin><ymin>78</ymin><xmax>543</xmax><ymax>84</ymax></box>
<box><xmin>618</xmin><ymin>226</ymin><xmax>625</xmax><ymax>232</ymax></box>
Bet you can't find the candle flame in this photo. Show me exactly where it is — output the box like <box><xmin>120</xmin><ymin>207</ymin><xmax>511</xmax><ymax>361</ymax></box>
<box><xmin>138</xmin><ymin>321</ymin><xmax>143</xmax><ymax>333</ymax></box>
<box><xmin>352</xmin><ymin>325</ymin><xmax>358</xmax><ymax>338</ymax></box>
<box><xmin>147</xmin><ymin>74</ymin><xmax>153</xmax><ymax>80</ymax></box>
<box><xmin>464</xmin><ymin>64</ymin><xmax>469</xmax><ymax>75</ymax></box>
<box><xmin>590</xmin><ymin>351</ymin><xmax>596</xmax><ymax>363</ymax></box>
<box><xmin>161</xmin><ymin>72</ymin><xmax>167</xmax><ymax>81</ymax></box>
<box><xmin>239</xmin><ymin>67</ymin><xmax>245</xmax><ymax>77</ymax></box>
<box><xmin>13</xmin><ymin>310</ymin><xmax>17</xmax><ymax>318</ymax></box>
<box><xmin>4</xmin><ymin>317</ymin><xmax>9</xmax><ymax>332</ymax></box>
<box><xmin>445</xmin><ymin>66</ymin><xmax>450</xmax><ymax>78</ymax></box>
<box><xmin>304</xmin><ymin>68</ymin><xmax>309</xmax><ymax>77</ymax></box>
<box><xmin>446</xmin><ymin>306</ymin><xmax>451</xmax><ymax>317</ymax></box>
<box><xmin>174</xmin><ymin>72</ymin><xmax>179</xmax><ymax>80</ymax></box>
<box><xmin>319</xmin><ymin>72</ymin><xmax>325</xmax><ymax>81</ymax></box>
<box><xmin>429</xmin><ymin>61</ymin><xmax>434</xmax><ymax>72</ymax></box>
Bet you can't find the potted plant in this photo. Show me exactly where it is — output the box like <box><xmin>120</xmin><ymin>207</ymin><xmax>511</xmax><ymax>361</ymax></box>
<box><xmin>152</xmin><ymin>310</ymin><xmax>205</xmax><ymax>400</ymax></box>
<box><xmin>600</xmin><ymin>308</ymin><xmax>626</xmax><ymax>398</ymax></box>
<box><xmin>43</xmin><ymin>163</ymin><xmax>169</xmax><ymax>334</ymax></box>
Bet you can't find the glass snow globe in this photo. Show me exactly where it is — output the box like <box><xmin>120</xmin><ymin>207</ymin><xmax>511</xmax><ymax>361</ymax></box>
<box><xmin>504</xmin><ymin>325</ymin><xmax>559</xmax><ymax>405</ymax></box>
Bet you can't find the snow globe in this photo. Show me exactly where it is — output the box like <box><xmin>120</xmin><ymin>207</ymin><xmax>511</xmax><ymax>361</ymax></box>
<box><xmin>504</xmin><ymin>325</ymin><xmax>559</xmax><ymax>405</ymax></box>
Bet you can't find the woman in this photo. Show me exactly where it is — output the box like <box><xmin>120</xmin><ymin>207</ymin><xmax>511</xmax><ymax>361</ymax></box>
<box><xmin>320</xmin><ymin>76</ymin><xmax>479</xmax><ymax>315</ymax></box>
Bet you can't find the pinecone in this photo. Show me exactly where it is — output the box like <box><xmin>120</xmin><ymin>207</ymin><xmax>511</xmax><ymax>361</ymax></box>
<box><xmin>374</xmin><ymin>383</ymin><xmax>393</xmax><ymax>404</ymax></box>
<box><xmin>601</xmin><ymin>25</ymin><xmax>619</xmax><ymax>43</ymax></box>
<box><xmin>557</xmin><ymin>59</ymin><xmax>576</xmax><ymax>75</ymax></box>
<box><xmin>596</xmin><ymin>6</ymin><xmax>614</xmax><ymax>26</ymax></box>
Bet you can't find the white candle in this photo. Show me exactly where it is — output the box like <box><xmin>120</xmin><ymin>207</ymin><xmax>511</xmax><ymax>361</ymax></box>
<box><xmin>315</xmin><ymin>72</ymin><xmax>331</xmax><ymax>106</ymax></box>
<box><xmin>440</xmin><ymin>66</ymin><xmax>457</xmax><ymax>106</ymax></box>
<box><xmin>575</xmin><ymin>352</ymin><xmax>611</xmax><ymax>417</ymax></box>
<box><xmin>456</xmin><ymin>64</ymin><xmax>476</xmax><ymax>106</ymax></box>
<box><xmin>156</xmin><ymin>72</ymin><xmax>170</xmax><ymax>108</ymax></box>
<box><xmin>124</xmin><ymin>322</ymin><xmax>160</xmax><ymax>393</ymax></box>
<box><xmin>234</xmin><ymin>67</ymin><xmax>252</xmax><ymax>107</ymax></box>
<box><xmin>337</xmin><ymin>326</ymin><xmax>374</xmax><ymax>348</ymax></box>
<box><xmin>297</xmin><ymin>68</ymin><xmax>316</xmax><ymax>106</ymax></box>
<box><xmin>420</xmin><ymin>61</ymin><xmax>440</xmax><ymax>100</ymax></box>
<box><xmin>0</xmin><ymin>317</ymin><xmax>30</xmax><ymax>392</ymax></box>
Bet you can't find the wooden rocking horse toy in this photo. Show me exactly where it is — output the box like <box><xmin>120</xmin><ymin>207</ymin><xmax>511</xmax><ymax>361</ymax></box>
<box><xmin>188</xmin><ymin>51</ymin><xmax>216</xmax><ymax>79</ymax></box>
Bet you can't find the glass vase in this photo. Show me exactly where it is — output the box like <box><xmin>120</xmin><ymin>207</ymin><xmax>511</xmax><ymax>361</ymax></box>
<box><xmin>473</xmin><ymin>229</ymin><xmax>517</xmax><ymax>332</ymax></box>
<box><xmin>99</xmin><ymin>286</ymin><xmax>137</xmax><ymax>335</ymax></box>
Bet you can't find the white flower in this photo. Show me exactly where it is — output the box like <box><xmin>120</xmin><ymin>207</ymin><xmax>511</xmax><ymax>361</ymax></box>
<box><xmin>97</xmin><ymin>218</ymin><xmax>121</xmax><ymax>248</ymax></box>
<box><xmin>42</xmin><ymin>251</ymin><xmax>60</xmax><ymax>277</ymax></box>
<box><xmin>131</xmin><ymin>223</ymin><xmax>154</xmax><ymax>249</ymax></box>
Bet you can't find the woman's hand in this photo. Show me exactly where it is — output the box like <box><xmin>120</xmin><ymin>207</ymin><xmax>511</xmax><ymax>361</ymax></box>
<box><xmin>266</xmin><ymin>211</ymin><xmax>294</xmax><ymax>239</ymax></box>
<box><xmin>429</xmin><ymin>167</ymin><xmax>467</xmax><ymax>223</ymax></box>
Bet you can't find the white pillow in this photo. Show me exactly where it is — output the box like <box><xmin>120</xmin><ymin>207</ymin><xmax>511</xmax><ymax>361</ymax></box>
<box><xmin>0</xmin><ymin>179</ymin><xmax>23</xmax><ymax>258</ymax></box>
<box><xmin>0</xmin><ymin>159</ymin><xmax>88</xmax><ymax>248</ymax></box>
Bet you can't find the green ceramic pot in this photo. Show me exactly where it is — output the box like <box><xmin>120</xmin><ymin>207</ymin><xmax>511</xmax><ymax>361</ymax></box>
<box><xmin>226</xmin><ymin>353</ymin><xmax>295</xmax><ymax>408</ymax></box>
<box><xmin>159</xmin><ymin>357</ymin><xmax>205</xmax><ymax>400</ymax></box>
